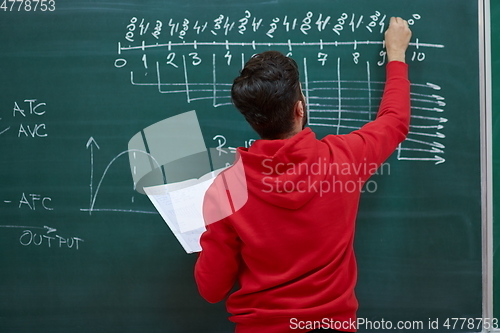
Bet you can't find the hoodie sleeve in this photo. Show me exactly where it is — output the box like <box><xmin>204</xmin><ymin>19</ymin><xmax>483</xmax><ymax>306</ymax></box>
<box><xmin>324</xmin><ymin>61</ymin><xmax>410</xmax><ymax>180</ymax></box>
<box><xmin>194</xmin><ymin>182</ymin><xmax>241</xmax><ymax>303</ymax></box>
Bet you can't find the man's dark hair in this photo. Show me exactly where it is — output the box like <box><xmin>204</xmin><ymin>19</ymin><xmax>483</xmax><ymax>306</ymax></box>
<box><xmin>231</xmin><ymin>51</ymin><xmax>302</xmax><ymax>140</ymax></box>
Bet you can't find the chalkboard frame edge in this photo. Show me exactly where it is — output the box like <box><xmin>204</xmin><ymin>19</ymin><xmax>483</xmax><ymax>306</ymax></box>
<box><xmin>481</xmin><ymin>0</ymin><xmax>496</xmax><ymax>329</ymax></box>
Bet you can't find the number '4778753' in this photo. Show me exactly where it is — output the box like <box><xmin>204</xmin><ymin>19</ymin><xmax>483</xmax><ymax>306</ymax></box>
<box><xmin>1</xmin><ymin>0</ymin><xmax>56</xmax><ymax>12</ymax></box>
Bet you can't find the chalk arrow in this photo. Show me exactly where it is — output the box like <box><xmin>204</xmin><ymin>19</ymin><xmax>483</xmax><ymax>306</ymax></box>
<box><xmin>44</xmin><ymin>226</ymin><xmax>57</xmax><ymax>234</ymax></box>
<box><xmin>431</xmin><ymin>94</ymin><xmax>445</xmax><ymax>100</ymax></box>
<box><xmin>0</xmin><ymin>225</ymin><xmax>55</xmax><ymax>231</ymax></box>
<box><xmin>399</xmin><ymin>146</ymin><xmax>444</xmax><ymax>154</ymax></box>
<box><xmin>86</xmin><ymin>137</ymin><xmax>100</xmax><ymax>150</ymax></box>
<box><xmin>410</xmin><ymin>131</ymin><xmax>446</xmax><ymax>139</ymax></box>
<box><xmin>430</xmin><ymin>147</ymin><xmax>444</xmax><ymax>154</ymax></box>
<box><xmin>433</xmin><ymin>155</ymin><xmax>446</xmax><ymax>164</ymax></box>
<box><xmin>411</xmin><ymin>115</ymin><xmax>448</xmax><ymax>123</ymax></box>
<box><xmin>432</xmin><ymin>141</ymin><xmax>445</xmax><ymax>149</ymax></box>
<box><xmin>398</xmin><ymin>155</ymin><xmax>445</xmax><ymax>164</ymax></box>
<box><xmin>410</xmin><ymin>124</ymin><xmax>444</xmax><ymax>130</ymax></box>
<box><xmin>426</xmin><ymin>82</ymin><xmax>441</xmax><ymax>90</ymax></box>
<box><xmin>404</xmin><ymin>138</ymin><xmax>445</xmax><ymax>149</ymax></box>
<box><xmin>411</xmin><ymin>106</ymin><xmax>444</xmax><ymax>112</ymax></box>
<box><xmin>86</xmin><ymin>137</ymin><xmax>100</xmax><ymax>215</ymax></box>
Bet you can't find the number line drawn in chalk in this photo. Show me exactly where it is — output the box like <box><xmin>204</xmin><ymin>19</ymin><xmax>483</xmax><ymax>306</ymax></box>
<box><xmin>118</xmin><ymin>39</ymin><xmax>444</xmax><ymax>52</ymax></box>
<box><xmin>81</xmin><ymin>139</ymin><xmax>161</xmax><ymax>215</ymax></box>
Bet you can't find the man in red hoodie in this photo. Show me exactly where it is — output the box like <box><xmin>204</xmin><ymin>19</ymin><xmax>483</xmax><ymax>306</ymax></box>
<box><xmin>195</xmin><ymin>17</ymin><xmax>412</xmax><ymax>333</ymax></box>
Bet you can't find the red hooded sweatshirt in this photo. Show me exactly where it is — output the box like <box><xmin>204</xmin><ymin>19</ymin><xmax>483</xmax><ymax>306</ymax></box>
<box><xmin>195</xmin><ymin>61</ymin><xmax>410</xmax><ymax>333</ymax></box>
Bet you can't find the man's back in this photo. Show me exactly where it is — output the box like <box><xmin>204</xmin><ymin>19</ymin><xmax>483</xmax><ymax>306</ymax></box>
<box><xmin>195</xmin><ymin>18</ymin><xmax>412</xmax><ymax>333</ymax></box>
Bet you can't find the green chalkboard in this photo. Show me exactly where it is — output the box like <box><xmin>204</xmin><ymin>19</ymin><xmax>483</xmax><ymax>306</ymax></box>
<box><xmin>491</xmin><ymin>0</ymin><xmax>500</xmax><ymax>323</ymax></box>
<box><xmin>0</xmin><ymin>0</ymin><xmax>485</xmax><ymax>332</ymax></box>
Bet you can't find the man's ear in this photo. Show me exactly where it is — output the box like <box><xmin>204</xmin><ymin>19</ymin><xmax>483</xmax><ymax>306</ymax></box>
<box><xmin>294</xmin><ymin>100</ymin><xmax>304</xmax><ymax>118</ymax></box>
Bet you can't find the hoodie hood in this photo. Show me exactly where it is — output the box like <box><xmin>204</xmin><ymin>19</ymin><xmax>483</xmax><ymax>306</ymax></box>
<box><xmin>237</xmin><ymin>128</ymin><xmax>331</xmax><ymax>210</ymax></box>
